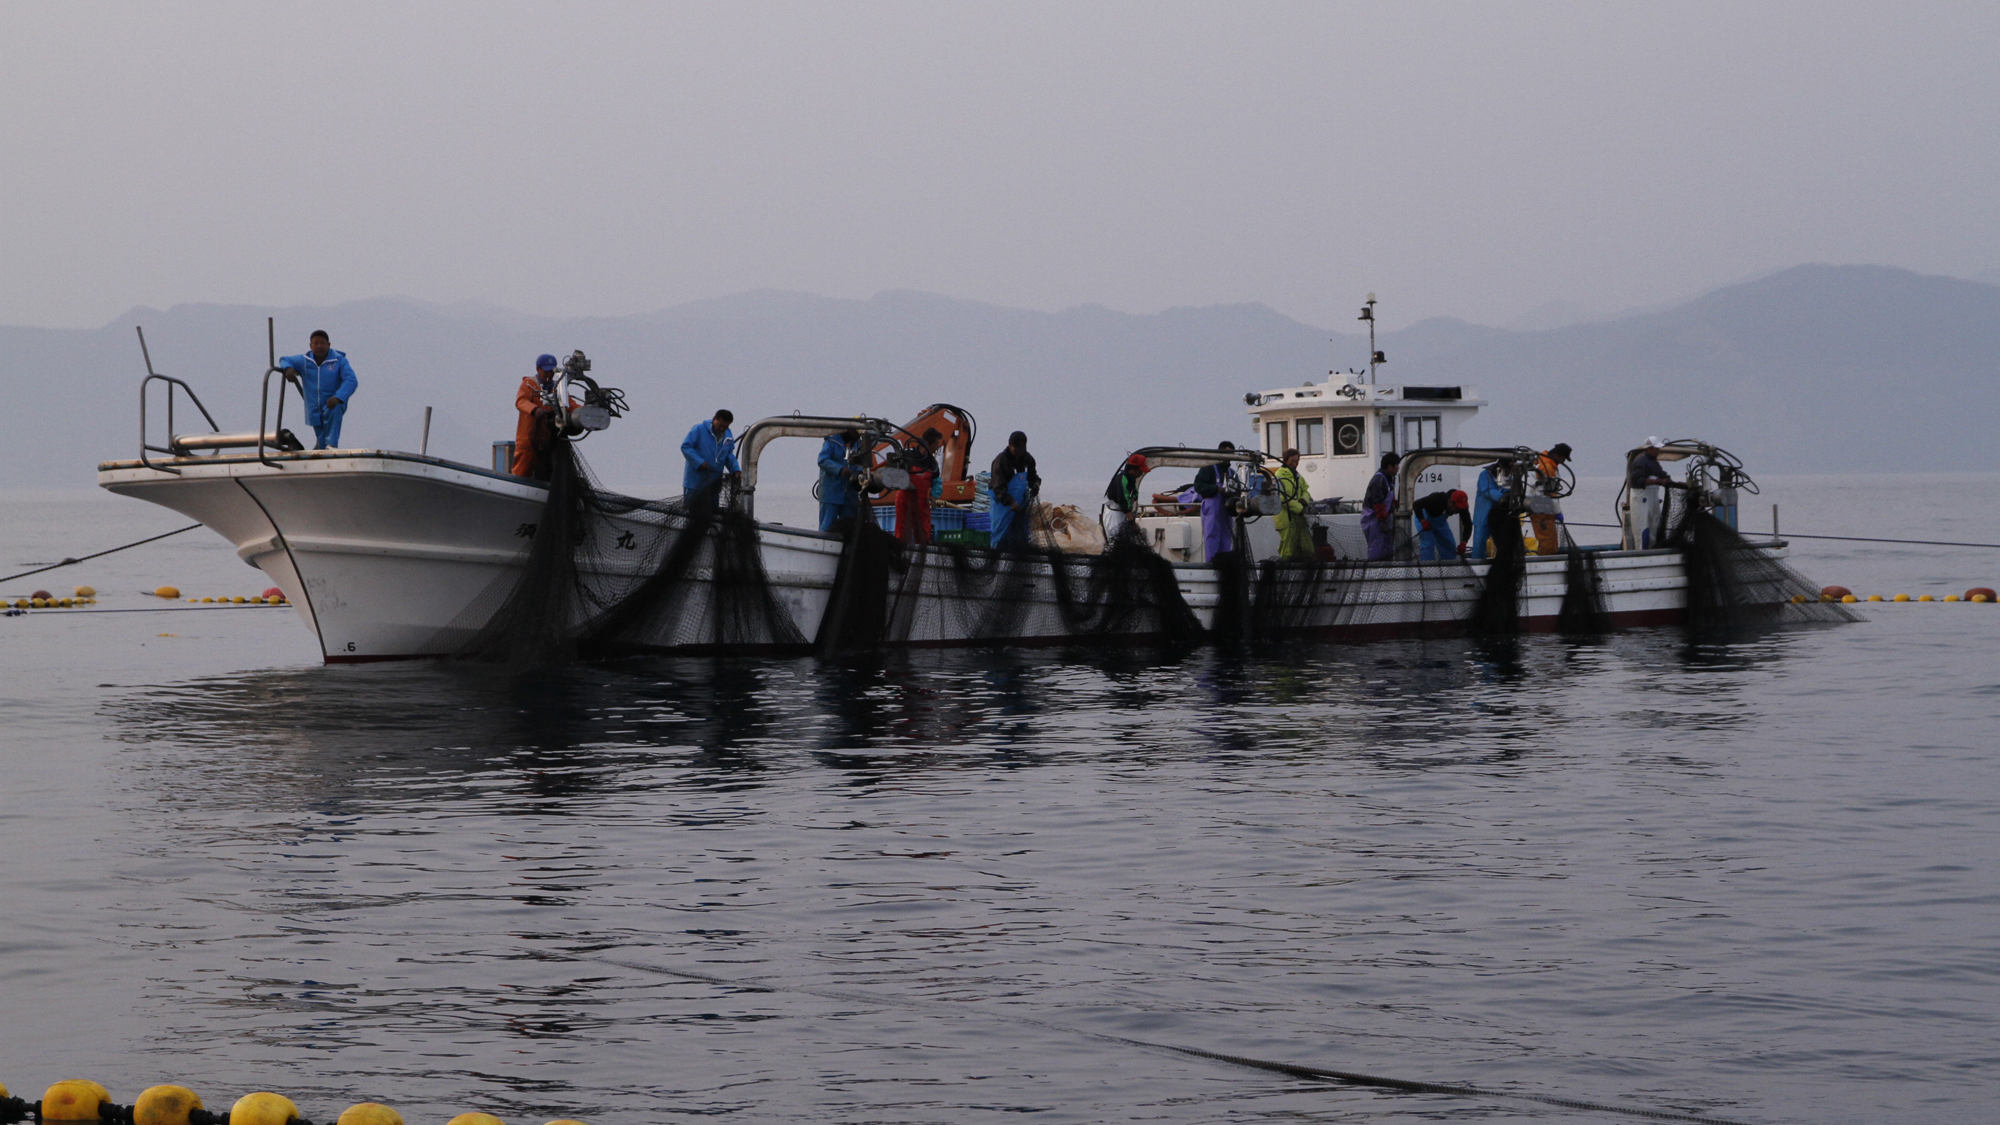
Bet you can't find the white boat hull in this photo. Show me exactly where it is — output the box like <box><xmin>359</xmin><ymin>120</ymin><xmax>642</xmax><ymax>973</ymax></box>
<box><xmin>100</xmin><ymin>451</ymin><xmax>1702</xmax><ymax>662</ymax></box>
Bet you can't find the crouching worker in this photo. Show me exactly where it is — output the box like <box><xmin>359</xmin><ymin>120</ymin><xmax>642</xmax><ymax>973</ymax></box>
<box><xmin>1272</xmin><ymin>449</ymin><xmax>1314</xmax><ymax>561</ymax></box>
<box><xmin>681</xmin><ymin>409</ymin><xmax>741</xmax><ymax>507</ymax></box>
<box><xmin>511</xmin><ymin>353</ymin><xmax>570</xmax><ymax>479</ymax></box>
<box><xmin>1410</xmin><ymin>489</ymin><xmax>1471</xmax><ymax>561</ymax></box>
<box><xmin>278</xmin><ymin>329</ymin><xmax>358</xmax><ymax>449</ymax></box>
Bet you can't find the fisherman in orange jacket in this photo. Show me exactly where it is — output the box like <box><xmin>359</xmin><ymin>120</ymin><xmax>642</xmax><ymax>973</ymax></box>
<box><xmin>1527</xmin><ymin>443</ymin><xmax>1573</xmax><ymax>554</ymax></box>
<box><xmin>512</xmin><ymin>354</ymin><xmax>571</xmax><ymax>480</ymax></box>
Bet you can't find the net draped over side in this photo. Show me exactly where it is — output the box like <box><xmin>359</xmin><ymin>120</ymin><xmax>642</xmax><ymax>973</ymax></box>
<box><xmin>458</xmin><ymin>441</ymin><xmax>806</xmax><ymax>668</ymax></box>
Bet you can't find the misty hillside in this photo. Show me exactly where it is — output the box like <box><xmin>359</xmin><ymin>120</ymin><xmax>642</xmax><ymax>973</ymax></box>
<box><xmin>7</xmin><ymin>264</ymin><xmax>1997</xmax><ymax>495</ymax></box>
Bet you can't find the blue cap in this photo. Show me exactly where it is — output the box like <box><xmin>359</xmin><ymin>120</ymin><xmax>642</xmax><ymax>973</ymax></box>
<box><xmin>536</xmin><ymin>353</ymin><xmax>558</xmax><ymax>371</ymax></box>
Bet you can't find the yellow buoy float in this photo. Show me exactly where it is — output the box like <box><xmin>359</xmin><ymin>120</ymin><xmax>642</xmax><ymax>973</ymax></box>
<box><xmin>1841</xmin><ymin>594</ymin><xmax>1857</xmax><ymax>603</ymax></box>
<box><xmin>133</xmin><ymin>1084</ymin><xmax>204</xmax><ymax>1125</ymax></box>
<box><xmin>1892</xmin><ymin>594</ymin><xmax>1910</xmax><ymax>602</ymax></box>
<box><xmin>229</xmin><ymin>1092</ymin><xmax>302</xmax><ymax>1125</ymax></box>
<box><xmin>154</xmin><ymin>586</ymin><xmax>180</xmax><ymax>599</ymax></box>
<box><xmin>337</xmin><ymin>1103</ymin><xmax>406</xmax><ymax>1125</ymax></box>
<box><xmin>41</xmin><ymin>1080</ymin><xmax>113</xmax><ymax>1120</ymax></box>
<box><xmin>446</xmin><ymin>1114</ymin><xmax>508</xmax><ymax>1125</ymax></box>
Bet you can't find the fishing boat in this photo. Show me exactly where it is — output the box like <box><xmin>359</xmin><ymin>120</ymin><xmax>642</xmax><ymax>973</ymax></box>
<box><xmin>97</xmin><ymin>325</ymin><xmax>1842</xmax><ymax>662</ymax></box>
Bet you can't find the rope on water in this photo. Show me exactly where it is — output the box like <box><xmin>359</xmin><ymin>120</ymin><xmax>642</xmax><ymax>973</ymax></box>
<box><xmin>1563</xmin><ymin>520</ymin><xmax>2000</xmax><ymax>550</ymax></box>
<box><xmin>594</xmin><ymin>956</ymin><xmax>1752</xmax><ymax>1125</ymax></box>
<box><xmin>1</xmin><ymin>524</ymin><xmax>203</xmax><ymax>584</ymax></box>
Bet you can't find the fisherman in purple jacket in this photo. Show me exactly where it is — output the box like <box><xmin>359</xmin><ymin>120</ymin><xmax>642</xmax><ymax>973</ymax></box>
<box><xmin>1360</xmin><ymin>451</ymin><xmax>1400</xmax><ymax>560</ymax></box>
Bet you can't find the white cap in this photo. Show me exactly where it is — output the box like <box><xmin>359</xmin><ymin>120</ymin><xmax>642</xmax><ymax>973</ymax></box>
<box><xmin>1643</xmin><ymin>435</ymin><xmax>1663</xmax><ymax>449</ymax></box>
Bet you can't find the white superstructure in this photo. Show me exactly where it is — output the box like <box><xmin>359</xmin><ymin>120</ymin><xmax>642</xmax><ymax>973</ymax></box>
<box><xmin>1245</xmin><ymin>376</ymin><xmax>1486</xmax><ymax>503</ymax></box>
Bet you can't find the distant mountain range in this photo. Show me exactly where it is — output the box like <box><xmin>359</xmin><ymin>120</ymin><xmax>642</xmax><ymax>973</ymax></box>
<box><xmin>9</xmin><ymin>263</ymin><xmax>1998</xmax><ymax>494</ymax></box>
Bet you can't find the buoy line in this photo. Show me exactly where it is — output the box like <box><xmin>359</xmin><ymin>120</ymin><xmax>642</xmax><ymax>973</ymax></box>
<box><xmin>0</xmin><ymin>524</ymin><xmax>203</xmax><ymax>584</ymax></box>
<box><xmin>593</xmin><ymin>955</ymin><xmax>1752</xmax><ymax>1125</ymax></box>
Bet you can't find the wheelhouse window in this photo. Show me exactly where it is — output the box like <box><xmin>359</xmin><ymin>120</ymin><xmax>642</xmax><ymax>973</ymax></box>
<box><xmin>1265</xmin><ymin>421</ymin><xmax>1287</xmax><ymax>453</ymax></box>
<box><xmin>1295</xmin><ymin>418</ymin><xmax>1324</xmax><ymax>456</ymax></box>
<box><xmin>1404</xmin><ymin>415</ymin><xmax>1441</xmax><ymax>451</ymax></box>
<box><xmin>1331</xmin><ymin>415</ymin><xmax>1367</xmax><ymax>456</ymax></box>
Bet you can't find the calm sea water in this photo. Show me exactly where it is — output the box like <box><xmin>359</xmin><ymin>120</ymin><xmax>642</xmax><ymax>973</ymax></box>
<box><xmin>2</xmin><ymin>475</ymin><xmax>1996</xmax><ymax>1124</ymax></box>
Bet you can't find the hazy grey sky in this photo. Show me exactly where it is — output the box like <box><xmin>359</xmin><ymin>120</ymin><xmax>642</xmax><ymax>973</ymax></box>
<box><xmin>5</xmin><ymin>2</ymin><xmax>1996</xmax><ymax>331</ymax></box>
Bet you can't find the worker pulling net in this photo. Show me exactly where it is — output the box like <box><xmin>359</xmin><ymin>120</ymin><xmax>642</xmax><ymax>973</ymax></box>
<box><xmin>455</xmin><ymin>440</ymin><xmax>805</xmax><ymax>667</ymax></box>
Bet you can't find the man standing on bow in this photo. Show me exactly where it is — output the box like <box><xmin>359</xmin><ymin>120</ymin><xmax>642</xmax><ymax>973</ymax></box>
<box><xmin>278</xmin><ymin>329</ymin><xmax>358</xmax><ymax>450</ymax></box>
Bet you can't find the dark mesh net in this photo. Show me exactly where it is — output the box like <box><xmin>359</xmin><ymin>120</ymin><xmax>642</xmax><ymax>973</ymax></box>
<box><xmin>1248</xmin><ymin>558</ymin><xmax>1331</xmax><ymax>644</ymax></box>
<box><xmin>1045</xmin><ymin>525</ymin><xmax>1205</xmax><ymax>645</ymax></box>
<box><xmin>457</xmin><ymin>440</ymin><xmax>806</xmax><ymax>668</ymax></box>
<box><xmin>1466</xmin><ymin>507</ymin><xmax>1527</xmax><ymax>637</ymax></box>
<box><xmin>1557</xmin><ymin>547</ymin><xmax>1613</xmax><ymax>635</ymax></box>
<box><xmin>1667</xmin><ymin>508</ymin><xmax>1857</xmax><ymax>634</ymax></box>
<box><xmin>815</xmin><ymin>518</ymin><xmax>908</xmax><ymax>655</ymax></box>
<box><xmin>1206</xmin><ymin>548</ymin><xmax>1253</xmax><ymax>646</ymax></box>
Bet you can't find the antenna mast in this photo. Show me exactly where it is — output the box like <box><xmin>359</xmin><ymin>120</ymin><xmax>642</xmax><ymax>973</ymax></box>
<box><xmin>1357</xmin><ymin>293</ymin><xmax>1385</xmax><ymax>384</ymax></box>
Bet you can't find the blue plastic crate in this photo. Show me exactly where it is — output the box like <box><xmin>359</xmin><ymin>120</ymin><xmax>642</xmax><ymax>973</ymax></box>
<box><xmin>871</xmin><ymin>505</ymin><xmax>897</xmax><ymax>533</ymax></box>
<box><xmin>966</xmin><ymin>510</ymin><xmax>990</xmax><ymax>532</ymax></box>
<box><xmin>931</xmin><ymin>507</ymin><xmax>968</xmax><ymax>532</ymax></box>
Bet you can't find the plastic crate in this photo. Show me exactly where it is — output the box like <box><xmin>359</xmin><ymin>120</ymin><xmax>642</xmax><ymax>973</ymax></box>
<box><xmin>965</xmin><ymin>511</ymin><xmax>991</xmax><ymax>532</ymax></box>
<box><xmin>931</xmin><ymin>507</ymin><xmax>968</xmax><ymax>532</ymax></box>
<box><xmin>936</xmin><ymin>529</ymin><xmax>989</xmax><ymax>548</ymax></box>
<box><xmin>872</xmin><ymin>505</ymin><xmax>897</xmax><ymax>533</ymax></box>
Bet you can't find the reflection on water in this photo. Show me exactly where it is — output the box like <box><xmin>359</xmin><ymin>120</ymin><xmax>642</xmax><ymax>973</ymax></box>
<box><xmin>41</xmin><ymin>625</ymin><xmax>1995</xmax><ymax>1123</ymax></box>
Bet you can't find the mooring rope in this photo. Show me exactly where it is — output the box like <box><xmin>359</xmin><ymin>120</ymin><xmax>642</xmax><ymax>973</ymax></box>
<box><xmin>0</xmin><ymin>524</ymin><xmax>203</xmax><ymax>584</ymax></box>
<box><xmin>593</xmin><ymin>956</ymin><xmax>1753</xmax><ymax>1125</ymax></box>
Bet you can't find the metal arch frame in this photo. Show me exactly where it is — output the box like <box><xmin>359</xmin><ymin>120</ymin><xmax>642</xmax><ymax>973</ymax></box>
<box><xmin>736</xmin><ymin>414</ymin><xmax>904</xmax><ymax>520</ymax></box>
<box><xmin>136</xmin><ymin>326</ymin><xmax>222</xmax><ymax>477</ymax></box>
<box><xmin>1613</xmin><ymin>440</ymin><xmax>1752</xmax><ymax>546</ymax></box>
<box><xmin>1122</xmin><ymin>446</ymin><xmax>1269</xmax><ymax>478</ymax></box>
<box><xmin>1391</xmin><ymin>447</ymin><xmax>1535</xmax><ymax>516</ymax></box>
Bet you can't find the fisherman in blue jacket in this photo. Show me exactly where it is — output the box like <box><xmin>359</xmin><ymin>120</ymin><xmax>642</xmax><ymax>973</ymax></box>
<box><xmin>277</xmin><ymin>329</ymin><xmax>358</xmax><ymax>449</ymax></box>
<box><xmin>1469</xmin><ymin>457</ymin><xmax>1515</xmax><ymax>561</ymax></box>
<box><xmin>817</xmin><ymin>427</ymin><xmax>865</xmax><ymax>531</ymax></box>
<box><xmin>680</xmin><ymin>409</ymin><xmax>741</xmax><ymax>505</ymax></box>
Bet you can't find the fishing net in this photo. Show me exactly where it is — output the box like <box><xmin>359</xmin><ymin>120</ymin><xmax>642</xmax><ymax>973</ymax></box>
<box><xmin>1045</xmin><ymin>525</ymin><xmax>1205</xmax><ymax>645</ymax></box>
<box><xmin>455</xmin><ymin>440</ymin><xmax>806</xmax><ymax>668</ymax></box>
<box><xmin>1466</xmin><ymin>508</ymin><xmax>1527</xmax><ymax>636</ymax></box>
<box><xmin>1557</xmin><ymin>547</ymin><xmax>1613</xmax><ymax>635</ymax></box>
<box><xmin>815</xmin><ymin>518</ymin><xmax>908</xmax><ymax>654</ymax></box>
<box><xmin>1667</xmin><ymin>508</ymin><xmax>1857</xmax><ymax>633</ymax></box>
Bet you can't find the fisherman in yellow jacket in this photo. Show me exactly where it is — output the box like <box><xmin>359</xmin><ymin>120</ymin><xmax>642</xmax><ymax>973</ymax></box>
<box><xmin>1272</xmin><ymin>448</ymin><xmax>1314</xmax><ymax>561</ymax></box>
